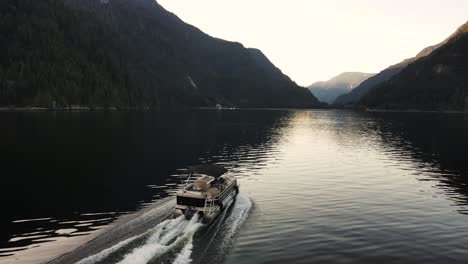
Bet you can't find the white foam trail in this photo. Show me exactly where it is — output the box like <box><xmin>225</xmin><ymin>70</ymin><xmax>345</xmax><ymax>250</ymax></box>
<box><xmin>147</xmin><ymin>217</ymin><xmax>183</xmax><ymax>244</ymax></box>
<box><xmin>74</xmin><ymin>195</ymin><xmax>250</xmax><ymax>264</ymax></box>
<box><xmin>171</xmin><ymin>233</ymin><xmax>195</xmax><ymax>264</ymax></box>
<box><xmin>116</xmin><ymin>244</ymin><xmax>167</xmax><ymax>264</ymax></box>
<box><xmin>175</xmin><ymin>195</ymin><xmax>251</xmax><ymax>263</ymax></box>
<box><xmin>172</xmin><ymin>216</ymin><xmax>204</xmax><ymax>264</ymax></box>
<box><xmin>117</xmin><ymin>215</ymin><xmax>202</xmax><ymax>264</ymax></box>
<box><xmin>165</xmin><ymin>216</ymin><xmax>185</xmax><ymax>230</ymax></box>
<box><xmin>228</xmin><ymin>194</ymin><xmax>252</xmax><ymax>236</ymax></box>
<box><xmin>219</xmin><ymin>194</ymin><xmax>252</xmax><ymax>253</ymax></box>
<box><xmin>157</xmin><ymin>218</ymin><xmax>187</xmax><ymax>245</ymax></box>
<box><xmin>75</xmin><ymin>233</ymin><xmax>145</xmax><ymax>264</ymax></box>
<box><xmin>75</xmin><ymin>219</ymin><xmax>172</xmax><ymax>264</ymax></box>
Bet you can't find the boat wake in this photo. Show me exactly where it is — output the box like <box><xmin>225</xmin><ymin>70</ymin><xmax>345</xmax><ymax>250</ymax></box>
<box><xmin>117</xmin><ymin>214</ymin><xmax>202</xmax><ymax>264</ymax></box>
<box><xmin>71</xmin><ymin>194</ymin><xmax>252</xmax><ymax>264</ymax></box>
<box><xmin>191</xmin><ymin>193</ymin><xmax>252</xmax><ymax>264</ymax></box>
<box><xmin>75</xmin><ymin>215</ymin><xmax>201</xmax><ymax>264</ymax></box>
<box><xmin>75</xmin><ymin>232</ymin><xmax>147</xmax><ymax>264</ymax></box>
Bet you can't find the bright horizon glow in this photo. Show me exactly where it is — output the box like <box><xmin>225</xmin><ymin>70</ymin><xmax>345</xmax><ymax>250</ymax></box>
<box><xmin>158</xmin><ymin>0</ymin><xmax>467</xmax><ymax>86</ymax></box>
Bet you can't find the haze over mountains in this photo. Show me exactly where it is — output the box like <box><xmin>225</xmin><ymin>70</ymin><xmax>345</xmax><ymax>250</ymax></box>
<box><xmin>308</xmin><ymin>72</ymin><xmax>374</xmax><ymax>104</ymax></box>
<box><xmin>0</xmin><ymin>0</ymin><xmax>318</xmax><ymax>109</ymax></box>
<box><xmin>334</xmin><ymin>46</ymin><xmax>443</xmax><ymax>105</ymax></box>
<box><xmin>336</xmin><ymin>21</ymin><xmax>468</xmax><ymax>110</ymax></box>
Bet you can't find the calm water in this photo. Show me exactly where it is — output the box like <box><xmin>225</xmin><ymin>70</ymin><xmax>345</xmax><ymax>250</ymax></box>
<box><xmin>1</xmin><ymin>110</ymin><xmax>468</xmax><ymax>263</ymax></box>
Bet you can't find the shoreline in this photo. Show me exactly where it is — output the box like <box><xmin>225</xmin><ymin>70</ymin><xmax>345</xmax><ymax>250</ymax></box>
<box><xmin>0</xmin><ymin>106</ymin><xmax>328</xmax><ymax>112</ymax></box>
<box><xmin>0</xmin><ymin>107</ymin><xmax>138</xmax><ymax>112</ymax></box>
<box><xmin>365</xmin><ymin>108</ymin><xmax>468</xmax><ymax>114</ymax></box>
<box><xmin>1</xmin><ymin>106</ymin><xmax>466</xmax><ymax>114</ymax></box>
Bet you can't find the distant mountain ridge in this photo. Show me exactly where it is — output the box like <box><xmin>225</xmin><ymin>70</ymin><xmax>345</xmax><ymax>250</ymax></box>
<box><xmin>0</xmin><ymin>0</ymin><xmax>319</xmax><ymax>108</ymax></box>
<box><xmin>308</xmin><ymin>72</ymin><xmax>374</xmax><ymax>103</ymax></box>
<box><xmin>360</xmin><ymin>21</ymin><xmax>468</xmax><ymax>110</ymax></box>
<box><xmin>333</xmin><ymin>24</ymin><xmax>468</xmax><ymax>106</ymax></box>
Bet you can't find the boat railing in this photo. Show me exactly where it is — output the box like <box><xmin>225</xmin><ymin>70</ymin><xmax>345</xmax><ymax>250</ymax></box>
<box><xmin>203</xmin><ymin>182</ymin><xmax>234</xmax><ymax>214</ymax></box>
<box><xmin>204</xmin><ymin>192</ymin><xmax>222</xmax><ymax>215</ymax></box>
<box><xmin>203</xmin><ymin>196</ymin><xmax>215</xmax><ymax>215</ymax></box>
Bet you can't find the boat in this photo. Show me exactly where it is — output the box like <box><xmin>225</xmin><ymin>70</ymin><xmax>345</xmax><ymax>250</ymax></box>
<box><xmin>174</xmin><ymin>164</ymin><xmax>239</xmax><ymax>224</ymax></box>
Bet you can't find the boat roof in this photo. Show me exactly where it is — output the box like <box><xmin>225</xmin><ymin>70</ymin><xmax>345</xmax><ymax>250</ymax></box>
<box><xmin>187</xmin><ymin>164</ymin><xmax>227</xmax><ymax>178</ymax></box>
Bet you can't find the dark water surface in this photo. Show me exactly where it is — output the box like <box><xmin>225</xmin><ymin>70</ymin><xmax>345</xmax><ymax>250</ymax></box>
<box><xmin>1</xmin><ymin>110</ymin><xmax>468</xmax><ymax>263</ymax></box>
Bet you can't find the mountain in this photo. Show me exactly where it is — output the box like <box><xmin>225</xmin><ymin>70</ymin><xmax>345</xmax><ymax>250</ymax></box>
<box><xmin>308</xmin><ymin>72</ymin><xmax>374</xmax><ymax>104</ymax></box>
<box><xmin>0</xmin><ymin>0</ymin><xmax>318</xmax><ymax>108</ymax></box>
<box><xmin>333</xmin><ymin>31</ymin><xmax>458</xmax><ymax>105</ymax></box>
<box><xmin>360</xmin><ymin>22</ymin><xmax>468</xmax><ymax>110</ymax></box>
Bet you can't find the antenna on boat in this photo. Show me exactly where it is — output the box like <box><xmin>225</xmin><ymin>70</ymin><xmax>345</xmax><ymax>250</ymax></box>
<box><xmin>176</xmin><ymin>168</ymin><xmax>191</xmax><ymax>187</ymax></box>
<box><xmin>184</xmin><ymin>171</ymin><xmax>193</xmax><ymax>186</ymax></box>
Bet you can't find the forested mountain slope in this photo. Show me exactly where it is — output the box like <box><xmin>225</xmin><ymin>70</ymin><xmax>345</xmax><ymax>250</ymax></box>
<box><xmin>0</xmin><ymin>0</ymin><xmax>318</xmax><ymax>108</ymax></box>
<box><xmin>361</xmin><ymin>22</ymin><xmax>468</xmax><ymax>110</ymax></box>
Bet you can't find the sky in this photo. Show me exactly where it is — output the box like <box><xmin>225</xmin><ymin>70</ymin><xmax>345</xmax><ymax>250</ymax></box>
<box><xmin>158</xmin><ymin>0</ymin><xmax>467</xmax><ymax>86</ymax></box>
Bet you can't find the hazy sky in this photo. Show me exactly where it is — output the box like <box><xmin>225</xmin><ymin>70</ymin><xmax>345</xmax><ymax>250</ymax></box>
<box><xmin>158</xmin><ymin>0</ymin><xmax>467</xmax><ymax>86</ymax></box>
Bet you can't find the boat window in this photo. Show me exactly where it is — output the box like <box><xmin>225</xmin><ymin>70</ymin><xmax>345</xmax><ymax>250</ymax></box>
<box><xmin>177</xmin><ymin>196</ymin><xmax>205</xmax><ymax>207</ymax></box>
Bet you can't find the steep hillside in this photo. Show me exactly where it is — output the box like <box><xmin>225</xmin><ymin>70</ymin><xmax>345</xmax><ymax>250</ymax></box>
<box><xmin>308</xmin><ymin>72</ymin><xmax>374</xmax><ymax>104</ymax></box>
<box><xmin>0</xmin><ymin>0</ymin><xmax>129</xmax><ymax>107</ymax></box>
<box><xmin>361</xmin><ymin>23</ymin><xmax>468</xmax><ymax>110</ymax></box>
<box><xmin>333</xmin><ymin>29</ymin><xmax>460</xmax><ymax>105</ymax></box>
<box><xmin>0</xmin><ymin>0</ymin><xmax>318</xmax><ymax>108</ymax></box>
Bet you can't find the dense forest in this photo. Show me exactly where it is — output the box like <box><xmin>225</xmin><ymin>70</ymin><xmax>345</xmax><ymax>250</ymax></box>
<box><xmin>0</xmin><ymin>0</ymin><xmax>319</xmax><ymax>109</ymax></box>
<box><xmin>0</xmin><ymin>0</ymin><xmax>130</xmax><ymax>107</ymax></box>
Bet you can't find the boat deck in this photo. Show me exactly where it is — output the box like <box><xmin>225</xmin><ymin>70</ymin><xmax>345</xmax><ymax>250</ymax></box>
<box><xmin>185</xmin><ymin>182</ymin><xmax>223</xmax><ymax>192</ymax></box>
